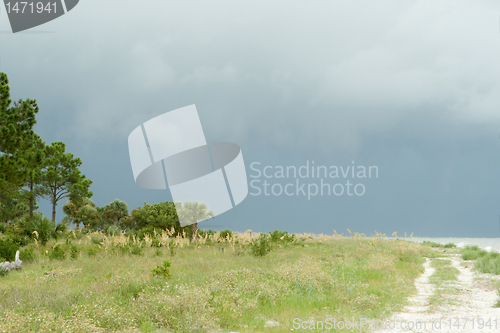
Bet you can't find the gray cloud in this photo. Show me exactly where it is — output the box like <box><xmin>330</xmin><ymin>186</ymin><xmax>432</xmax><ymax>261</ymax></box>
<box><xmin>1</xmin><ymin>0</ymin><xmax>499</xmax><ymax>235</ymax></box>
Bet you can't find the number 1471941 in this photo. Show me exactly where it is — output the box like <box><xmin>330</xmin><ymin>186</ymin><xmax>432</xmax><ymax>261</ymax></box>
<box><xmin>6</xmin><ymin>2</ymin><xmax>57</xmax><ymax>14</ymax></box>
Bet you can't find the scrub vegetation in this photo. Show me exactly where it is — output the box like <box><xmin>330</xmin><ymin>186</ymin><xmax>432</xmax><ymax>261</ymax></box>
<box><xmin>0</xmin><ymin>230</ymin><xmax>432</xmax><ymax>333</ymax></box>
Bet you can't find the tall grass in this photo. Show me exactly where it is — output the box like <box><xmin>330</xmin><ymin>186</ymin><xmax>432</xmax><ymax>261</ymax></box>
<box><xmin>0</xmin><ymin>230</ymin><xmax>431</xmax><ymax>332</ymax></box>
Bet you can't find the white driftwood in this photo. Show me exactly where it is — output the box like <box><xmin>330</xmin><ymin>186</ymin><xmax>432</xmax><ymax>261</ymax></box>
<box><xmin>0</xmin><ymin>250</ymin><xmax>22</xmax><ymax>271</ymax></box>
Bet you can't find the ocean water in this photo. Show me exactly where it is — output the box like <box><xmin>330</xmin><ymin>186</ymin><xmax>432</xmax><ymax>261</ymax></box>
<box><xmin>399</xmin><ymin>237</ymin><xmax>500</xmax><ymax>252</ymax></box>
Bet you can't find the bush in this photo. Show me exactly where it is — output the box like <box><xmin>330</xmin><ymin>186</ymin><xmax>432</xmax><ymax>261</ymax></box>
<box><xmin>219</xmin><ymin>229</ymin><xmax>233</xmax><ymax>241</ymax></box>
<box><xmin>48</xmin><ymin>244</ymin><xmax>66</xmax><ymax>261</ymax></box>
<box><xmin>444</xmin><ymin>243</ymin><xmax>456</xmax><ymax>248</ymax></box>
<box><xmin>0</xmin><ymin>239</ymin><xmax>20</xmax><ymax>262</ymax></box>
<box><xmin>251</xmin><ymin>234</ymin><xmax>271</xmax><ymax>257</ymax></box>
<box><xmin>461</xmin><ymin>246</ymin><xmax>487</xmax><ymax>261</ymax></box>
<box><xmin>269</xmin><ymin>230</ymin><xmax>295</xmax><ymax>243</ymax></box>
<box><xmin>17</xmin><ymin>213</ymin><xmax>57</xmax><ymax>245</ymax></box>
<box><xmin>19</xmin><ymin>248</ymin><xmax>37</xmax><ymax>262</ymax></box>
<box><xmin>0</xmin><ymin>266</ymin><xmax>8</xmax><ymax>277</ymax></box>
<box><xmin>151</xmin><ymin>260</ymin><xmax>172</xmax><ymax>279</ymax></box>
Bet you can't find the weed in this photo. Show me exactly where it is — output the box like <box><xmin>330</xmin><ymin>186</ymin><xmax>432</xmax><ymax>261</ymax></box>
<box><xmin>151</xmin><ymin>260</ymin><xmax>172</xmax><ymax>279</ymax></box>
<box><xmin>70</xmin><ymin>245</ymin><xmax>79</xmax><ymax>260</ymax></box>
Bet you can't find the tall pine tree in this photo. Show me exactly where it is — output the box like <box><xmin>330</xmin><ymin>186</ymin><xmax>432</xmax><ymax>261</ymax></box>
<box><xmin>0</xmin><ymin>72</ymin><xmax>40</xmax><ymax>222</ymax></box>
<box><xmin>42</xmin><ymin>142</ymin><xmax>93</xmax><ymax>222</ymax></box>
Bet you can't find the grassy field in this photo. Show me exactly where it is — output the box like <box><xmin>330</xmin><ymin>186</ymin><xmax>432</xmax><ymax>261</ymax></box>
<box><xmin>0</xmin><ymin>230</ymin><xmax>432</xmax><ymax>332</ymax></box>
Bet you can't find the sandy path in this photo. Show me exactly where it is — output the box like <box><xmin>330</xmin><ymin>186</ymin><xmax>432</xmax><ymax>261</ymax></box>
<box><xmin>372</xmin><ymin>255</ymin><xmax>500</xmax><ymax>332</ymax></box>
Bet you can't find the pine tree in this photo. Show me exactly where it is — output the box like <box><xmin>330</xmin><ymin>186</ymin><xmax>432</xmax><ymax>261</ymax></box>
<box><xmin>42</xmin><ymin>142</ymin><xmax>93</xmax><ymax>222</ymax></box>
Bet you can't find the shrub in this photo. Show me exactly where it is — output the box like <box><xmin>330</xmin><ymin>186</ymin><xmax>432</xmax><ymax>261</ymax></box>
<box><xmin>151</xmin><ymin>260</ymin><xmax>172</xmax><ymax>279</ymax></box>
<box><xmin>0</xmin><ymin>266</ymin><xmax>8</xmax><ymax>277</ymax></box>
<box><xmin>461</xmin><ymin>246</ymin><xmax>487</xmax><ymax>261</ymax></box>
<box><xmin>48</xmin><ymin>244</ymin><xmax>66</xmax><ymax>261</ymax></box>
<box><xmin>219</xmin><ymin>229</ymin><xmax>233</xmax><ymax>241</ymax></box>
<box><xmin>19</xmin><ymin>248</ymin><xmax>37</xmax><ymax>262</ymax></box>
<box><xmin>0</xmin><ymin>224</ymin><xmax>6</xmax><ymax>234</ymax></box>
<box><xmin>17</xmin><ymin>213</ymin><xmax>60</xmax><ymax>245</ymax></box>
<box><xmin>444</xmin><ymin>243</ymin><xmax>456</xmax><ymax>248</ymax></box>
<box><xmin>0</xmin><ymin>239</ymin><xmax>20</xmax><ymax>262</ymax></box>
<box><xmin>269</xmin><ymin>230</ymin><xmax>295</xmax><ymax>243</ymax></box>
<box><xmin>251</xmin><ymin>234</ymin><xmax>271</xmax><ymax>257</ymax></box>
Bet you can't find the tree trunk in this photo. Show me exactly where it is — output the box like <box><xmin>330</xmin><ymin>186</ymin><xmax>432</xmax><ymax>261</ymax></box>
<box><xmin>52</xmin><ymin>189</ymin><xmax>57</xmax><ymax>222</ymax></box>
<box><xmin>29</xmin><ymin>181</ymin><xmax>34</xmax><ymax>221</ymax></box>
<box><xmin>52</xmin><ymin>183</ymin><xmax>57</xmax><ymax>222</ymax></box>
<box><xmin>113</xmin><ymin>215</ymin><xmax>118</xmax><ymax>226</ymax></box>
<box><xmin>75</xmin><ymin>222</ymin><xmax>79</xmax><ymax>231</ymax></box>
<box><xmin>191</xmin><ymin>223</ymin><xmax>198</xmax><ymax>242</ymax></box>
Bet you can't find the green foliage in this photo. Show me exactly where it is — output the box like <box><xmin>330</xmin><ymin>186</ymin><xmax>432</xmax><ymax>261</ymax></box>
<box><xmin>0</xmin><ymin>196</ymin><xmax>29</xmax><ymax>225</ymax></box>
<box><xmin>90</xmin><ymin>234</ymin><xmax>103</xmax><ymax>245</ymax></box>
<box><xmin>269</xmin><ymin>230</ymin><xmax>296</xmax><ymax>243</ymax></box>
<box><xmin>63</xmin><ymin>198</ymin><xmax>100</xmax><ymax>230</ymax></box>
<box><xmin>444</xmin><ymin>243</ymin><xmax>456</xmax><ymax>248</ymax></box>
<box><xmin>0</xmin><ymin>239</ymin><xmax>20</xmax><ymax>261</ymax></box>
<box><xmin>151</xmin><ymin>260</ymin><xmax>172</xmax><ymax>279</ymax></box>
<box><xmin>48</xmin><ymin>244</ymin><xmax>66</xmax><ymax>261</ymax></box>
<box><xmin>119</xmin><ymin>281</ymin><xmax>146</xmax><ymax>299</ymax></box>
<box><xmin>0</xmin><ymin>266</ymin><xmax>8</xmax><ymax>277</ymax></box>
<box><xmin>87</xmin><ymin>246</ymin><xmax>99</xmax><ymax>257</ymax></box>
<box><xmin>0</xmin><ymin>72</ymin><xmax>41</xmax><ymax>211</ymax></box>
<box><xmin>461</xmin><ymin>245</ymin><xmax>488</xmax><ymax>260</ymax></box>
<box><xmin>17</xmin><ymin>213</ymin><xmax>64</xmax><ymax>245</ymax></box>
<box><xmin>198</xmin><ymin>229</ymin><xmax>216</xmax><ymax>238</ymax></box>
<box><xmin>128</xmin><ymin>201</ymin><xmax>181</xmax><ymax>233</ymax></box>
<box><xmin>42</xmin><ymin>141</ymin><xmax>93</xmax><ymax>222</ymax></box>
<box><xmin>99</xmin><ymin>199</ymin><xmax>128</xmax><ymax>226</ymax></box>
<box><xmin>19</xmin><ymin>247</ymin><xmax>37</xmax><ymax>262</ymax></box>
<box><xmin>250</xmin><ymin>234</ymin><xmax>271</xmax><ymax>257</ymax></box>
<box><xmin>421</xmin><ymin>241</ymin><xmax>443</xmax><ymax>248</ymax></box>
<box><xmin>218</xmin><ymin>229</ymin><xmax>233</xmax><ymax>241</ymax></box>
<box><xmin>130</xmin><ymin>245</ymin><xmax>143</xmax><ymax>256</ymax></box>
<box><xmin>70</xmin><ymin>245</ymin><xmax>79</xmax><ymax>260</ymax></box>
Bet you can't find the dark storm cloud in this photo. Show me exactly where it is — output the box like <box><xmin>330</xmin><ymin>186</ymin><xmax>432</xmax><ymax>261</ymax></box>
<box><xmin>1</xmin><ymin>0</ymin><xmax>499</xmax><ymax>236</ymax></box>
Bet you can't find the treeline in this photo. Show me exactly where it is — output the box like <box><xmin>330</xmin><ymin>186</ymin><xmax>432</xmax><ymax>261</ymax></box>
<box><xmin>0</xmin><ymin>72</ymin><xmax>193</xmax><ymax>247</ymax></box>
<box><xmin>0</xmin><ymin>72</ymin><xmax>91</xmax><ymax>224</ymax></box>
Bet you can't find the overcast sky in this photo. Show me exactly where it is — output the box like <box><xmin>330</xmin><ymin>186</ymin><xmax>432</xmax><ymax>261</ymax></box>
<box><xmin>2</xmin><ymin>0</ymin><xmax>500</xmax><ymax>237</ymax></box>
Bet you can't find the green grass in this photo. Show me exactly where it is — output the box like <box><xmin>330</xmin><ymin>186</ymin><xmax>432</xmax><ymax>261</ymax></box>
<box><xmin>420</xmin><ymin>241</ymin><xmax>456</xmax><ymax>249</ymax></box>
<box><xmin>0</xmin><ymin>231</ymin><xmax>432</xmax><ymax>332</ymax></box>
<box><xmin>428</xmin><ymin>259</ymin><xmax>460</xmax><ymax>309</ymax></box>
